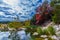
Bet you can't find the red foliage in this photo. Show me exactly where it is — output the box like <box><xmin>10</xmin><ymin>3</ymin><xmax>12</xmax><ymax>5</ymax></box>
<box><xmin>34</xmin><ymin>4</ymin><xmax>53</xmax><ymax>25</ymax></box>
<box><xmin>36</xmin><ymin>13</ymin><xmax>42</xmax><ymax>20</ymax></box>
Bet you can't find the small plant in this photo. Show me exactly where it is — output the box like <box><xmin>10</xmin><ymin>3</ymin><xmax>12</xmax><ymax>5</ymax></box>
<box><xmin>24</xmin><ymin>21</ymin><xmax>30</xmax><ymax>26</ymax></box>
<box><xmin>37</xmin><ymin>27</ymin><xmax>43</xmax><ymax>35</ymax></box>
<box><xmin>25</xmin><ymin>26</ymin><xmax>32</xmax><ymax>34</ymax></box>
<box><xmin>47</xmin><ymin>26</ymin><xmax>56</xmax><ymax>35</ymax></box>
<box><xmin>43</xmin><ymin>28</ymin><xmax>50</xmax><ymax>36</ymax></box>
<box><xmin>8</xmin><ymin>21</ymin><xmax>23</xmax><ymax>30</ymax></box>
<box><xmin>35</xmin><ymin>38</ymin><xmax>44</xmax><ymax>40</ymax></box>
<box><xmin>25</xmin><ymin>25</ymin><xmax>37</xmax><ymax>35</ymax></box>
<box><xmin>48</xmin><ymin>37</ymin><xmax>54</xmax><ymax>40</ymax></box>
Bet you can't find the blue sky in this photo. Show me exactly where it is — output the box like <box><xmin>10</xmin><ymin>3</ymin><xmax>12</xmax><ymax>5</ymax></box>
<box><xmin>0</xmin><ymin>0</ymin><xmax>50</xmax><ymax>22</ymax></box>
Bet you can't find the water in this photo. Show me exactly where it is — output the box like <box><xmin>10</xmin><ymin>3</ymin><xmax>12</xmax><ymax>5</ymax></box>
<box><xmin>0</xmin><ymin>30</ymin><xmax>31</xmax><ymax>40</ymax></box>
<box><xmin>0</xmin><ymin>31</ymin><xmax>10</xmax><ymax>40</ymax></box>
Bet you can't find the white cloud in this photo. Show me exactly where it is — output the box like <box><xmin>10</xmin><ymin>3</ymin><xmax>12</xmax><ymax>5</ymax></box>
<box><xmin>3</xmin><ymin>0</ymin><xmax>19</xmax><ymax>6</ymax></box>
<box><xmin>0</xmin><ymin>12</ymin><xmax>5</xmax><ymax>15</ymax></box>
<box><xmin>7</xmin><ymin>9</ymin><xmax>16</xmax><ymax>14</ymax></box>
<box><xmin>5</xmin><ymin>15</ymin><xmax>17</xmax><ymax>18</ymax></box>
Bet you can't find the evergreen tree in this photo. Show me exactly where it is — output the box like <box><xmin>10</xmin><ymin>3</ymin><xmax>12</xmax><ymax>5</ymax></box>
<box><xmin>51</xmin><ymin>0</ymin><xmax>60</xmax><ymax>24</ymax></box>
<box><xmin>31</xmin><ymin>15</ymin><xmax>36</xmax><ymax>25</ymax></box>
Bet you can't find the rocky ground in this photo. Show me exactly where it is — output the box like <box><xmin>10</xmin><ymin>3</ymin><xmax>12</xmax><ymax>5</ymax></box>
<box><xmin>0</xmin><ymin>21</ymin><xmax>60</xmax><ymax>40</ymax></box>
<box><xmin>42</xmin><ymin>22</ymin><xmax>60</xmax><ymax>40</ymax></box>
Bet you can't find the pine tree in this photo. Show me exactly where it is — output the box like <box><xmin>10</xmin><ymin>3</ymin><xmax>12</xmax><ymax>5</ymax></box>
<box><xmin>31</xmin><ymin>15</ymin><xmax>36</xmax><ymax>25</ymax></box>
<box><xmin>51</xmin><ymin>0</ymin><xmax>60</xmax><ymax>24</ymax></box>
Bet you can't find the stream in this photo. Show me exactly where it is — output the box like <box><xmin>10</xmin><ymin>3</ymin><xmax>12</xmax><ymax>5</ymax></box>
<box><xmin>0</xmin><ymin>30</ymin><xmax>31</xmax><ymax>40</ymax></box>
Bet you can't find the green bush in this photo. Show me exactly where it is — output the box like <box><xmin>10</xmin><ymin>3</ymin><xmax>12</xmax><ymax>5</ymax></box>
<box><xmin>52</xmin><ymin>9</ymin><xmax>60</xmax><ymax>24</ymax></box>
<box><xmin>37</xmin><ymin>27</ymin><xmax>43</xmax><ymax>35</ymax></box>
<box><xmin>8</xmin><ymin>21</ymin><xmax>22</xmax><ymax>29</ymax></box>
<box><xmin>51</xmin><ymin>0</ymin><xmax>60</xmax><ymax>24</ymax></box>
<box><xmin>48</xmin><ymin>37</ymin><xmax>54</xmax><ymax>40</ymax></box>
<box><xmin>25</xmin><ymin>25</ymin><xmax>37</xmax><ymax>35</ymax></box>
<box><xmin>43</xmin><ymin>29</ymin><xmax>50</xmax><ymax>35</ymax></box>
<box><xmin>47</xmin><ymin>26</ymin><xmax>56</xmax><ymax>35</ymax></box>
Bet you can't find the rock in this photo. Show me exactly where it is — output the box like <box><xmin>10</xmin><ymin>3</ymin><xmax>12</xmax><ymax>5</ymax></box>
<box><xmin>40</xmin><ymin>35</ymin><xmax>47</xmax><ymax>38</ymax></box>
<box><xmin>51</xmin><ymin>35</ymin><xmax>59</xmax><ymax>40</ymax></box>
<box><xmin>56</xmin><ymin>31</ymin><xmax>60</xmax><ymax>36</ymax></box>
<box><xmin>53</xmin><ymin>25</ymin><xmax>60</xmax><ymax>31</ymax></box>
<box><xmin>33</xmin><ymin>32</ymin><xmax>38</xmax><ymax>36</ymax></box>
<box><xmin>45</xmin><ymin>38</ymin><xmax>48</xmax><ymax>40</ymax></box>
<box><xmin>18</xmin><ymin>28</ymin><xmax>26</xmax><ymax>31</ymax></box>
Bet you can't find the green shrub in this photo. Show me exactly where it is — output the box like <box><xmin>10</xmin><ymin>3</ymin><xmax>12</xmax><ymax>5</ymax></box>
<box><xmin>37</xmin><ymin>27</ymin><xmax>43</xmax><ymax>35</ymax></box>
<box><xmin>25</xmin><ymin>25</ymin><xmax>37</xmax><ymax>35</ymax></box>
<box><xmin>43</xmin><ymin>29</ymin><xmax>50</xmax><ymax>35</ymax></box>
<box><xmin>47</xmin><ymin>26</ymin><xmax>56</xmax><ymax>35</ymax></box>
<box><xmin>48</xmin><ymin>37</ymin><xmax>54</xmax><ymax>40</ymax></box>
<box><xmin>8</xmin><ymin>22</ymin><xmax>22</xmax><ymax>29</ymax></box>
